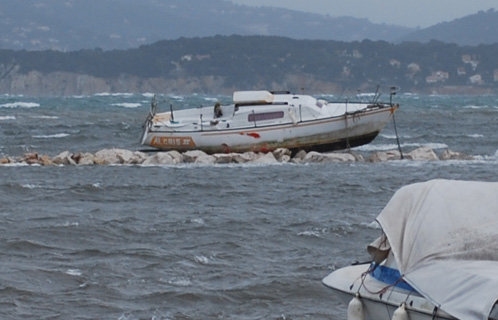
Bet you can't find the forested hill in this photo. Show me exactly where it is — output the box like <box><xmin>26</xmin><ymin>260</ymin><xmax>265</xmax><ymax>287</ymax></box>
<box><xmin>1</xmin><ymin>36</ymin><xmax>498</xmax><ymax>96</ymax></box>
<box><xmin>0</xmin><ymin>0</ymin><xmax>412</xmax><ymax>51</ymax></box>
<box><xmin>398</xmin><ymin>9</ymin><xmax>498</xmax><ymax>46</ymax></box>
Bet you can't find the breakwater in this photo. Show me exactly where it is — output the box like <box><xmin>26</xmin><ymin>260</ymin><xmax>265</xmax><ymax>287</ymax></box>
<box><xmin>0</xmin><ymin>147</ymin><xmax>474</xmax><ymax>166</ymax></box>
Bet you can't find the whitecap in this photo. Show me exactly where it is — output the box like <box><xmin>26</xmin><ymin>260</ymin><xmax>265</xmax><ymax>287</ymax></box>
<box><xmin>94</xmin><ymin>92</ymin><xmax>134</xmax><ymax>97</ymax></box>
<box><xmin>111</xmin><ymin>102</ymin><xmax>141</xmax><ymax>108</ymax></box>
<box><xmin>379</xmin><ymin>133</ymin><xmax>412</xmax><ymax>139</ymax></box>
<box><xmin>32</xmin><ymin>115</ymin><xmax>59</xmax><ymax>119</ymax></box>
<box><xmin>463</xmin><ymin>105</ymin><xmax>488</xmax><ymax>109</ymax></box>
<box><xmin>22</xmin><ymin>184</ymin><xmax>37</xmax><ymax>189</ymax></box>
<box><xmin>297</xmin><ymin>230</ymin><xmax>322</xmax><ymax>237</ymax></box>
<box><xmin>0</xmin><ymin>102</ymin><xmax>40</xmax><ymax>108</ymax></box>
<box><xmin>66</xmin><ymin>269</ymin><xmax>82</xmax><ymax>276</ymax></box>
<box><xmin>185</xmin><ymin>218</ymin><xmax>205</xmax><ymax>225</ymax></box>
<box><xmin>467</xmin><ymin>133</ymin><xmax>484</xmax><ymax>138</ymax></box>
<box><xmin>142</xmin><ymin>92</ymin><xmax>155</xmax><ymax>98</ymax></box>
<box><xmin>193</xmin><ymin>255</ymin><xmax>209</xmax><ymax>265</ymax></box>
<box><xmin>203</xmin><ymin>97</ymin><xmax>219</xmax><ymax>102</ymax></box>
<box><xmin>33</xmin><ymin>133</ymin><xmax>70</xmax><ymax>139</ymax></box>
<box><xmin>0</xmin><ymin>116</ymin><xmax>16</xmax><ymax>120</ymax></box>
<box><xmin>356</xmin><ymin>142</ymin><xmax>448</xmax><ymax>152</ymax></box>
<box><xmin>56</xmin><ymin>222</ymin><xmax>79</xmax><ymax>227</ymax></box>
<box><xmin>168</xmin><ymin>277</ymin><xmax>192</xmax><ymax>287</ymax></box>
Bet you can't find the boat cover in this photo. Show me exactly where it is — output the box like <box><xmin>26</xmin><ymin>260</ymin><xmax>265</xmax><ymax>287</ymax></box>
<box><xmin>376</xmin><ymin>179</ymin><xmax>498</xmax><ymax>320</ymax></box>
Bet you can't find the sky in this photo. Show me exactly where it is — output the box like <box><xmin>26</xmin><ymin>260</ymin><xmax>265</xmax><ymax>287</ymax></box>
<box><xmin>230</xmin><ymin>0</ymin><xmax>497</xmax><ymax>28</ymax></box>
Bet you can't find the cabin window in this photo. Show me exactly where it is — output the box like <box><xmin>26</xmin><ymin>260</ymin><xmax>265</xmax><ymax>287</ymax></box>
<box><xmin>248</xmin><ymin>111</ymin><xmax>284</xmax><ymax>122</ymax></box>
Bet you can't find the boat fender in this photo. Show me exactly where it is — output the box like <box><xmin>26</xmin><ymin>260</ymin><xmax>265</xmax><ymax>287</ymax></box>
<box><xmin>392</xmin><ymin>303</ymin><xmax>409</xmax><ymax>320</ymax></box>
<box><xmin>347</xmin><ymin>294</ymin><xmax>365</xmax><ymax>320</ymax></box>
<box><xmin>289</xmin><ymin>109</ymin><xmax>298</xmax><ymax>125</ymax></box>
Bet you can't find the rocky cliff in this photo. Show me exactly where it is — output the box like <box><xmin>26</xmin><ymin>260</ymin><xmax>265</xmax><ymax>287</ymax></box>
<box><xmin>0</xmin><ymin>68</ymin><xmax>347</xmax><ymax>96</ymax></box>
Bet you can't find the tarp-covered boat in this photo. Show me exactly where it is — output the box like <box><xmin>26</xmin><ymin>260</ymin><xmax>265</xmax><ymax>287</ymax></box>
<box><xmin>323</xmin><ymin>179</ymin><xmax>498</xmax><ymax>320</ymax></box>
<box><xmin>141</xmin><ymin>89</ymin><xmax>399</xmax><ymax>154</ymax></box>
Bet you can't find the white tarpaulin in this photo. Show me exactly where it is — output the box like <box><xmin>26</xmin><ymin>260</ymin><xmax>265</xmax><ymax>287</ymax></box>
<box><xmin>376</xmin><ymin>179</ymin><xmax>498</xmax><ymax>320</ymax></box>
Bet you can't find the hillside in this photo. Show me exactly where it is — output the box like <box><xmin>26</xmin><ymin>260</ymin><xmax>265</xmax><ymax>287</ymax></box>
<box><xmin>398</xmin><ymin>9</ymin><xmax>498</xmax><ymax>45</ymax></box>
<box><xmin>1</xmin><ymin>36</ymin><xmax>498</xmax><ymax>96</ymax></box>
<box><xmin>0</xmin><ymin>0</ymin><xmax>412</xmax><ymax>51</ymax></box>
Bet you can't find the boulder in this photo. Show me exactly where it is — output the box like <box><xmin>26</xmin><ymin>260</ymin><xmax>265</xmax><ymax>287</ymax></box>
<box><xmin>213</xmin><ymin>153</ymin><xmax>234</xmax><ymax>164</ymax></box>
<box><xmin>166</xmin><ymin>150</ymin><xmax>184</xmax><ymax>164</ymax></box>
<box><xmin>291</xmin><ymin>150</ymin><xmax>307</xmax><ymax>163</ymax></box>
<box><xmin>405</xmin><ymin>147</ymin><xmax>439</xmax><ymax>161</ymax></box>
<box><xmin>273</xmin><ymin>148</ymin><xmax>291</xmax><ymax>163</ymax></box>
<box><xmin>94</xmin><ymin>148</ymin><xmax>135</xmax><ymax>164</ymax></box>
<box><xmin>303</xmin><ymin>151</ymin><xmax>356</xmax><ymax>163</ymax></box>
<box><xmin>194</xmin><ymin>154</ymin><xmax>216</xmax><ymax>164</ymax></box>
<box><xmin>127</xmin><ymin>151</ymin><xmax>148</xmax><ymax>164</ymax></box>
<box><xmin>440</xmin><ymin>149</ymin><xmax>473</xmax><ymax>160</ymax></box>
<box><xmin>368</xmin><ymin>150</ymin><xmax>402</xmax><ymax>162</ymax></box>
<box><xmin>39</xmin><ymin>154</ymin><xmax>54</xmax><ymax>166</ymax></box>
<box><xmin>77</xmin><ymin>153</ymin><xmax>96</xmax><ymax>165</ymax></box>
<box><xmin>21</xmin><ymin>152</ymin><xmax>40</xmax><ymax>165</ymax></box>
<box><xmin>183</xmin><ymin>150</ymin><xmax>208</xmax><ymax>163</ymax></box>
<box><xmin>252</xmin><ymin>152</ymin><xmax>278</xmax><ymax>164</ymax></box>
<box><xmin>232</xmin><ymin>152</ymin><xmax>259</xmax><ymax>163</ymax></box>
<box><xmin>53</xmin><ymin>151</ymin><xmax>77</xmax><ymax>165</ymax></box>
<box><xmin>142</xmin><ymin>152</ymin><xmax>177</xmax><ymax>165</ymax></box>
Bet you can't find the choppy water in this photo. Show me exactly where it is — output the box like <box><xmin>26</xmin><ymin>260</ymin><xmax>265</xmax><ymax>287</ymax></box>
<box><xmin>1</xmin><ymin>92</ymin><xmax>498</xmax><ymax>319</ymax></box>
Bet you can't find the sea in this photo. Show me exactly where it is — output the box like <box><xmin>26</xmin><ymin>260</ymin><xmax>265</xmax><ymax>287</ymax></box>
<box><xmin>0</xmin><ymin>92</ymin><xmax>497</xmax><ymax>320</ymax></box>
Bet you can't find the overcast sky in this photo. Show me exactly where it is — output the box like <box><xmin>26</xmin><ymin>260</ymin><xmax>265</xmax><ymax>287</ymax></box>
<box><xmin>230</xmin><ymin>0</ymin><xmax>496</xmax><ymax>28</ymax></box>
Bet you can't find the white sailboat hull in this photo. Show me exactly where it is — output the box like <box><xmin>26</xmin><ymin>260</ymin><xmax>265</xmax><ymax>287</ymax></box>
<box><xmin>141</xmin><ymin>91</ymin><xmax>398</xmax><ymax>154</ymax></box>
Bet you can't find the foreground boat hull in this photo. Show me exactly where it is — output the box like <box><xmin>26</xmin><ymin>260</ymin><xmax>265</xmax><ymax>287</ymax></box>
<box><xmin>141</xmin><ymin>104</ymin><xmax>397</xmax><ymax>154</ymax></box>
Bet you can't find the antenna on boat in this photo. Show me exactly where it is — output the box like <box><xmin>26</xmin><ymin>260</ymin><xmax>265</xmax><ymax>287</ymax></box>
<box><xmin>389</xmin><ymin>86</ymin><xmax>400</xmax><ymax>104</ymax></box>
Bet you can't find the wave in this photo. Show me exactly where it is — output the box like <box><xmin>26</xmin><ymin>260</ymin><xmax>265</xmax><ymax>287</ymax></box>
<box><xmin>94</xmin><ymin>92</ymin><xmax>134</xmax><ymax>97</ymax></box>
<box><xmin>32</xmin><ymin>115</ymin><xmax>59</xmax><ymax>119</ymax></box>
<box><xmin>462</xmin><ymin>105</ymin><xmax>495</xmax><ymax>109</ymax></box>
<box><xmin>33</xmin><ymin>133</ymin><xmax>70</xmax><ymax>139</ymax></box>
<box><xmin>111</xmin><ymin>102</ymin><xmax>142</xmax><ymax>108</ymax></box>
<box><xmin>0</xmin><ymin>116</ymin><xmax>16</xmax><ymax>120</ymax></box>
<box><xmin>467</xmin><ymin>133</ymin><xmax>484</xmax><ymax>138</ymax></box>
<box><xmin>0</xmin><ymin>102</ymin><xmax>40</xmax><ymax>108</ymax></box>
<box><xmin>356</xmin><ymin>142</ymin><xmax>448</xmax><ymax>152</ymax></box>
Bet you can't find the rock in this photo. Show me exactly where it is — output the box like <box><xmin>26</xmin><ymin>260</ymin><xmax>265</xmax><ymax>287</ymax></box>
<box><xmin>127</xmin><ymin>151</ymin><xmax>148</xmax><ymax>164</ymax></box>
<box><xmin>292</xmin><ymin>150</ymin><xmax>307</xmax><ymax>163</ymax></box>
<box><xmin>302</xmin><ymin>151</ymin><xmax>323</xmax><ymax>163</ymax></box>
<box><xmin>0</xmin><ymin>157</ymin><xmax>11</xmax><ymax>164</ymax></box>
<box><xmin>252</xmin><ymin>152</ymin><xmax>278</xmax><ymax>164</ymax></box>
<box><xmin>194</xmin><ymin>154</ymin><xmax>216</xmax><ymax>164</ymax></box>
<box><xmin>165</xmin><ymin>150</ymin><xmax>183</xmax><ymax>164</ymax></box>
<box><xmin>303</xmin><ymin>151</ymin><xmax>356</xmax><ymax>163</ymax></box>
<box><xmin>53</xmin><ymin>151</ymin><xmax>77</xmax><ymax>165</ymax></box>
<box><xmin>183</xmin><ymin>150</ymin><xmax>208</xmax><ymax>163</ymax></box>
<box><xmin>368</xmin><ymin>150</ymin><xmax>402</xmax><ymax>162</ymax></box>
<box><xmin>39</xmin><ymin>154</ymin><xmax>54</xmax><ymax>166</ymax></box>
<box><xmin>232</xmin><ymin>152</ymin><xmax>259</xmax><ymax>163</ymax></box>
<box><xmin>440</xmin><ymin>149</ymin><xmax>473</xmax><ymax>160</ymax></box>
<box><xmin>213</xmin><ymin>153</ymin><xmax>234</xmax><ymax>164</ymax></box>
<box><xmin>77</xmin><ymin>153</ymin><xmax>96</xmax><ymax>165</ymax></box>
<box><xmin>94</xmin><ymin>148</ymin><xmax>135</xmax><ymax>164</ymax></box>
<box><xmin>142</xmin><ymin>152</ymin><xmax>177</xmax><ymax>165</ymax></box>
<box><xmin>405</xmin><ymin>147</ymin><xmax>439</xmax><ymax>161</ymax></box>
<box><xmin>22</xmin><ymin>152</ymin><xmax>40</xmax><ymax>165</ymax></box>
<box><xmin>273</xmin><ymin>148</ymin><xmax>291</xmax><ymax>162</ymax></box>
